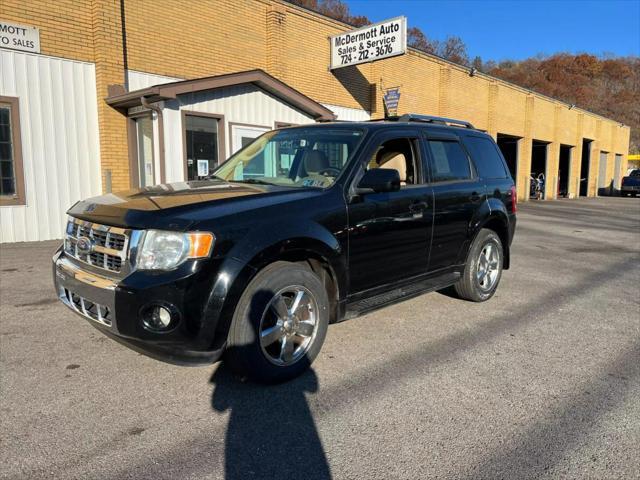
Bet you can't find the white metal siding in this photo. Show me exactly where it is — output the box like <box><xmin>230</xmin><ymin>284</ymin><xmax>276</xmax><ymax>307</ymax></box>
<box><xmin>126</xmin><ymin>70</ymin><xmax>182</xmax><ymax>91</ymax></box>
<box><xmin>162</xmin><ymin>84</ymin><xmax>316</xmax><ymax>182</ymax></box>
<box><xmin>0</xmin><ymin>50</ymin><xmax>101</xmax><ymax>243</ymax></box>
<box><xmin>322</xmin><ymin>103</ymin><xmax>370</xmax><ymax>121</ymax></box>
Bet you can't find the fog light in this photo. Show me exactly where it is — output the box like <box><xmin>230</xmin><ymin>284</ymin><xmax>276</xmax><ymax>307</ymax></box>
<box><xmin>142</xmin><ymin>305</ymin><xmax>176</xmax><ymax>332</ymax></box>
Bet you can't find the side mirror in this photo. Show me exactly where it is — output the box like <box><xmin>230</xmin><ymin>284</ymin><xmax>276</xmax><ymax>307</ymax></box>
<box><xmin>356</xmin><ymin>168</ymin><xmax>401</xmax><ymax>194</ymax></box>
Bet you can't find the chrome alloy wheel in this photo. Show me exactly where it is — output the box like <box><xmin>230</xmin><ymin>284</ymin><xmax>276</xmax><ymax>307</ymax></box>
<box><xmin>476</xmin><ymin>242</ymin><xmax>500</xmax><ymax>291</ymax></box>
<box><xmin>259</xmin><ymin>286</ymin><xmax>319</xmax><ymax>366</ymax></box>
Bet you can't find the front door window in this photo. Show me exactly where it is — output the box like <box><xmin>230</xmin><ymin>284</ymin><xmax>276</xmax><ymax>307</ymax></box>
<box><xmin>185</xmin><ymin>114</ymin><xmax>219</xmax><ymax>180</ymax></box>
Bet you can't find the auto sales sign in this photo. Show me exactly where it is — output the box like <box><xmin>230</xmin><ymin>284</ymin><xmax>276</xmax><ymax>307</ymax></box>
<box><xmin>0</xmin><ymin>20</ymin><xmax>40</xmax><ymax>54</ymax></box>
<box><xmin>330</xmin><ymin>16</ymin><xmax>406</xmax><ymax>70</ymax></box>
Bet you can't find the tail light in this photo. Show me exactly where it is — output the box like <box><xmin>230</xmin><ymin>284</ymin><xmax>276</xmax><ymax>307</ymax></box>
<box><xmin>510</xmin><ymin>186</ymin><xmax>517</xmax><ymax>213</ymax></box>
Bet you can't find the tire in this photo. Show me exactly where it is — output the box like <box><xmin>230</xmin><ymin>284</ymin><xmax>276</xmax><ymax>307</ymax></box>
<box><xmin>455</xmin><ymin>228</ymin><xmax>504</xmax><ymax>302</ymax></box>
<box><xmin>225</xmin><ymin>261</ymin><xmax>329</xmax><ymax>383</ymax></box>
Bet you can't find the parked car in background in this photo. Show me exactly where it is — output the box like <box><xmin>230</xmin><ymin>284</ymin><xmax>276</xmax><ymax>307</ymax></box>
<box><xmin>53</xmin><ymin>114</ymin><xmax>517</xmax><ymax>383</ymax></box>
<box><xmin>621</xmin><ymin>169</ymin><xmax>640</xmax><ymax>197</ymax></box>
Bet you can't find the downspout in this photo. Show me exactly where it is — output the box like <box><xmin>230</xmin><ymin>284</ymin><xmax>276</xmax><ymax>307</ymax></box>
<box><xmin>141</xmin><ymin>96</ymin><xmax>166</xmax><ymax>184</ymax></box>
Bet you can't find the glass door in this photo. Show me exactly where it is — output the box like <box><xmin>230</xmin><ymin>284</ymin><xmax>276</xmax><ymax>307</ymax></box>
<box><xmin>135</xmin><ymin>116</ymin><xmax>155</xmax><ymax>187</ymax></box>
<box><xmin>185</xmin><ymin>114</ymin><xmax>220</xmax><ymax>181</ymax></box>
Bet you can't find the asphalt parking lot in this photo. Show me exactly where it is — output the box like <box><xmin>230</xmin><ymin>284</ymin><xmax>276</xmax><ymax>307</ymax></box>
<box><xmin>1</xmin><ymin>197</ymin><xmax>639</xmax><ymax>480</ymax></box>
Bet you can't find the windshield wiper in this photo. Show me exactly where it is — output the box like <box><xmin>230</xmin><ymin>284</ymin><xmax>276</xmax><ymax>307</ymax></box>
<box><xmin>204</xmin><ymin>174</ymin><xmax>226</xmax><ymax>181</ymax></box>
<box><xmin>231</xmin><ymin>178</ymin><xmax>277</xmax><ymax>186</ymax></box>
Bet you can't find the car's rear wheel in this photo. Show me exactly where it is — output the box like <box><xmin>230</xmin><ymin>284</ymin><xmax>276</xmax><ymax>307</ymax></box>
<box><xmin>225</xmin><ymin>261</ymin><xmax>329</xmax><ymax>383</ymax></box>
<box><xmin>455</xmin><ymin>228</ymin><xmax>504</xmax><ymax>302</ymax></box>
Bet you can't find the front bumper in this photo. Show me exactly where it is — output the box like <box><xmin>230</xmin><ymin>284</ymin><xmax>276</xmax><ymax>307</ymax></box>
<box><xmin>53</xmin><ymin>249</ymin><xmax>225</xmax><ymax>365</ymax></box>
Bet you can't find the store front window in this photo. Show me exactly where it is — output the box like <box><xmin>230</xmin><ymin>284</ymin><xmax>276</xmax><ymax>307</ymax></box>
<box><xmin>0</xmin><ymin>96</ymin><xmax>25</xmax><ymax>206</ymax></box>
<box><xmin>184</xmin><ymin>113</ymin><xmax>221</xmax><ymax>180</ymax></box>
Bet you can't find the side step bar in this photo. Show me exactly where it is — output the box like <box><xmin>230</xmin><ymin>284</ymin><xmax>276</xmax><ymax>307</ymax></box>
<box><xmin>343</xmin><ymin>271</ymin><xmax>461</xmax><ymax>320</ymax></box>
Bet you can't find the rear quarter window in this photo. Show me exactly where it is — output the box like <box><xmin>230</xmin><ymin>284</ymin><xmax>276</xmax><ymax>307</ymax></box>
<box><xmin>464</xmin><ymin>136</ymin><xmax>509</xmax><ymax>179</ymax></box>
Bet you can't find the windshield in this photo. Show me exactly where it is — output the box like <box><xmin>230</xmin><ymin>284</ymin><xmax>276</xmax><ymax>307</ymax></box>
<box><xmin>213</xmin><ymin>127</ymin><xmax>365</xmax><ymax>188</ymax></box>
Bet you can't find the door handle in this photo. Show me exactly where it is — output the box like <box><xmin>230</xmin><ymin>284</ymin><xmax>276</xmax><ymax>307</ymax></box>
<box><xmin>409</xmin><ymin>201</ymin><xmax>429</xmax><ymax>212</ymax></box>
<box><xmin>470</xmin><ymin>192</ymin><xmax>482</xmax><ymax>203</ymax></box>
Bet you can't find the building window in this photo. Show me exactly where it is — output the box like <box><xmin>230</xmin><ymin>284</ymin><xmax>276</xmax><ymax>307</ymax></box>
<box><xmin>182</xmin><ymin>112</ymin><xmax>225</xmax><ymax>181</ymax></box>
<box><xmin>0</xmin><ymin>96</ymin><xmax>25</xmax><ymax>206</ymax></box>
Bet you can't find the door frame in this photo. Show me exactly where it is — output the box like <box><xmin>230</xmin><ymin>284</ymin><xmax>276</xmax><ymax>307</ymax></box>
<box><xmin>181</xmin><ymin>110</ymin><xmax>226</xmax><ymax>181</ymax></box>
<box><xmin>558</xmin><ymin>144</ymin><xmax>573</xmax><ymax>198</ymax></box>
<box><xmin>127</xmin><ymin>111</ymin><xmax>156</xmax><ymax>188</ymax></box>
<box><xmin>580</xmin><ymin>139</ymin><xmax>593</xmax><ymax>197</ymax></box>
<box><xmin>345</xmin><ymin>128</ymin><xmax>434</xmax><ymax>293</ymax></box>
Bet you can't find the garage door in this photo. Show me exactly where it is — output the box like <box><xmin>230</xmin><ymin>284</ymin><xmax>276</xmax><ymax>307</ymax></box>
<box><xmin>598</xmin><ymin>152</ymin><xmax>608</xmax><ymax>189</ymax></box>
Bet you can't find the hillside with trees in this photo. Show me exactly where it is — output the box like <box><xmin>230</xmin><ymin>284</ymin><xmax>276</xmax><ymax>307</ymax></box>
<box><xmin>287</xmin><ymin>0</ymin><xmax>639</xmax><ymax>151</ymax></box>
<box><xmin>484</xmin><ymin>55</ymin><xmax>639</xmax><ymax>151</ymax></box>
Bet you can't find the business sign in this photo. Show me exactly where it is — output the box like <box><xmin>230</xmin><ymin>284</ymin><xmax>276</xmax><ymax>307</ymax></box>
<box><xmin>383</xmin><ymin>87</ymin><xmax>401</xmax><ymax>116</ymax></box>
<box><xmin>330</xmin><ymin>16</ymin><xmax>406</xmax><ymax>70</ymax></box>
<box><xmin>0</xmin><ymin>20</ymin><xmax>40</xmax><ymax>54</ymax></box>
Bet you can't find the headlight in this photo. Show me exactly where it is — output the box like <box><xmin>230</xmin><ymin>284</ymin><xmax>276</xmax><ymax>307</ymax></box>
<box><xmin>137</xmin><ymin>230</ymin><xmax>214</xmax><ymax>270</ymax></box>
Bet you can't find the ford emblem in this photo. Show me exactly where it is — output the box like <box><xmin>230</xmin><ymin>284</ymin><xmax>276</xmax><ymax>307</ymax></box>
<box><xmin>76</xmin><ymin>236</ymin><xmax>94</xmax><ymax>255</ymax></box>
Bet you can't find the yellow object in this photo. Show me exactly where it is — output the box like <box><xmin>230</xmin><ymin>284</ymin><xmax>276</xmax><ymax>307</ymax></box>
<box><xmin>188</xmin><ymin>233</ymin><xmax>215</xmax><ymax>258</ymax></box>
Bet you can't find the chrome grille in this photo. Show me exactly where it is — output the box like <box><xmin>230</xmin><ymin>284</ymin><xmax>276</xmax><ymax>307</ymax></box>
<box><xmin>64</xmin><ymin>218</ymin><xmax>129</xmax><ymax>273</ymax></box>
<box><xmin>60</xmin><ymin>287</ymin><xmax>112</xmax><ymax>327</ymax></box>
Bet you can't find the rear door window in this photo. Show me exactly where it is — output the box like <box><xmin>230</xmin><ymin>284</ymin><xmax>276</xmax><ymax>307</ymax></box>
<box><xmin>426</xmin><ymin>140</ymin><xmax>472</xmax><ymax>182</ymax></box>
<box><xmin>464</xmin><ymin>136</ymin><xmax>509</xmax><ymax>179</ymax></box>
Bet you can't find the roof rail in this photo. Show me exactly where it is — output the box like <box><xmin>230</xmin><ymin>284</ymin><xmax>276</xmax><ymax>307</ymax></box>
<box><xmin>394</xmin><ymin>113</ymin><xmax>475</xmax><ymax>129</ymax></box>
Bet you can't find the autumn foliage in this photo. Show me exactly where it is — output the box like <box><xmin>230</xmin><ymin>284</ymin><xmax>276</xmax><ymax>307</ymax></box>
<box><xmin>288</xmin><ymin>0</ymin><xmax>638</xmax><ymax>151</ymax></box>
<box><xmin>486</xmin><ymin>55</ymin><xmax>639</xmax><ymax>151</ymax></box>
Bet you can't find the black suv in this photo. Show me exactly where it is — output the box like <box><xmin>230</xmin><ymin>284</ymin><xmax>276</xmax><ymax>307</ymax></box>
<box><xmin>53</xmin><ymin>114</ymin><xmax>516</xmax><ymax>383</ymax></box>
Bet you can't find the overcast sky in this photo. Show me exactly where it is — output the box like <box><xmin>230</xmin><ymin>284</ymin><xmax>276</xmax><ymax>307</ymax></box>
<box><xmin>345</xmin><ymin>0</ymin><xmax>640</xmax><ymax>60</ymax></box>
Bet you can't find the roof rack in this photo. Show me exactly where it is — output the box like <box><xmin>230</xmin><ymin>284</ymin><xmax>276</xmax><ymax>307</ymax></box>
<box><xmin>392</xmin><ymin>114</ymin><xmax>475</xmax><ymax>129</ymax></box>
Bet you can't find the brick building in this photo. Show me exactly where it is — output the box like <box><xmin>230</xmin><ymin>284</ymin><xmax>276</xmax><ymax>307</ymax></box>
<box><xmin>0</xmin><ymin>0</ymin><xmax>631</xmax><ymax>242</ymax></box>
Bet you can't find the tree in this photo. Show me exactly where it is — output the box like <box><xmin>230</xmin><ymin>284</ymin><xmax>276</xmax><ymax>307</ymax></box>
<box><xmin>471</xmin><ymin>56</ymin><xmax>484</xmax><ymax>72</ymax></box>
<box><xmin>487</xmin><ymin>54</ymin><xmax>640</xmax><ymax>152</ymax></box>
<box><xmin>287</xmin><ymin>1</ymin><xmax>638</xmax><ymax>151</ymax></box>
<box><xmin>288</xmin><ymin>0</ymin><xmax>369</xmax><ymax>27</ymax></box>
<box><xmin>440</xmin><ymin>36</ymin><xmax>469</xmax><ymax>66</ymax></box>
<box><xmin>407</xmin><ymin>27</ymin><xmax>437</xmax><ymax>55</ymax></box>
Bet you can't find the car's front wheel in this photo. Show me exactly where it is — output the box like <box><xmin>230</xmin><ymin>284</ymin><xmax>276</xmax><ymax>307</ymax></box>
<box><xmin>455</xmin><ymin>228</ymin><xmax>504</xmax><ymax>302</ymax></box>
<box><xmin>225</xmin><ymin>261</ymin><xmax>329</xmax><ymax>383</ymax></box>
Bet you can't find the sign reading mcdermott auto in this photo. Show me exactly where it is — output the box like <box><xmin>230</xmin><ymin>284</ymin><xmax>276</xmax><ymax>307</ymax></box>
<box><xmin>330</xmin><ymin>16</ymin><xmax>406</xmax><ymax>70</ymax></box>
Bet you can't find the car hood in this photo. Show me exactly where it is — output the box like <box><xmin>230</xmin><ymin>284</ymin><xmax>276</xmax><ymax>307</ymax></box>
<box><xmin>67</xmin><ymin>179</ymin><xmax>320</xmax><ymax>230</ymax></box>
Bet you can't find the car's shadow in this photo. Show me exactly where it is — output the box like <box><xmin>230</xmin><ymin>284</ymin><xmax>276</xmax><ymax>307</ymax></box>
<box><xmin>209</xmin><ymin>284</ymin><xmax>331</xmax><ymax>479</ymax></box>
<box><xmin>210</xmin><ymin>361</ymin><xmax>331</xmax><ymax>480</ymax></box>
